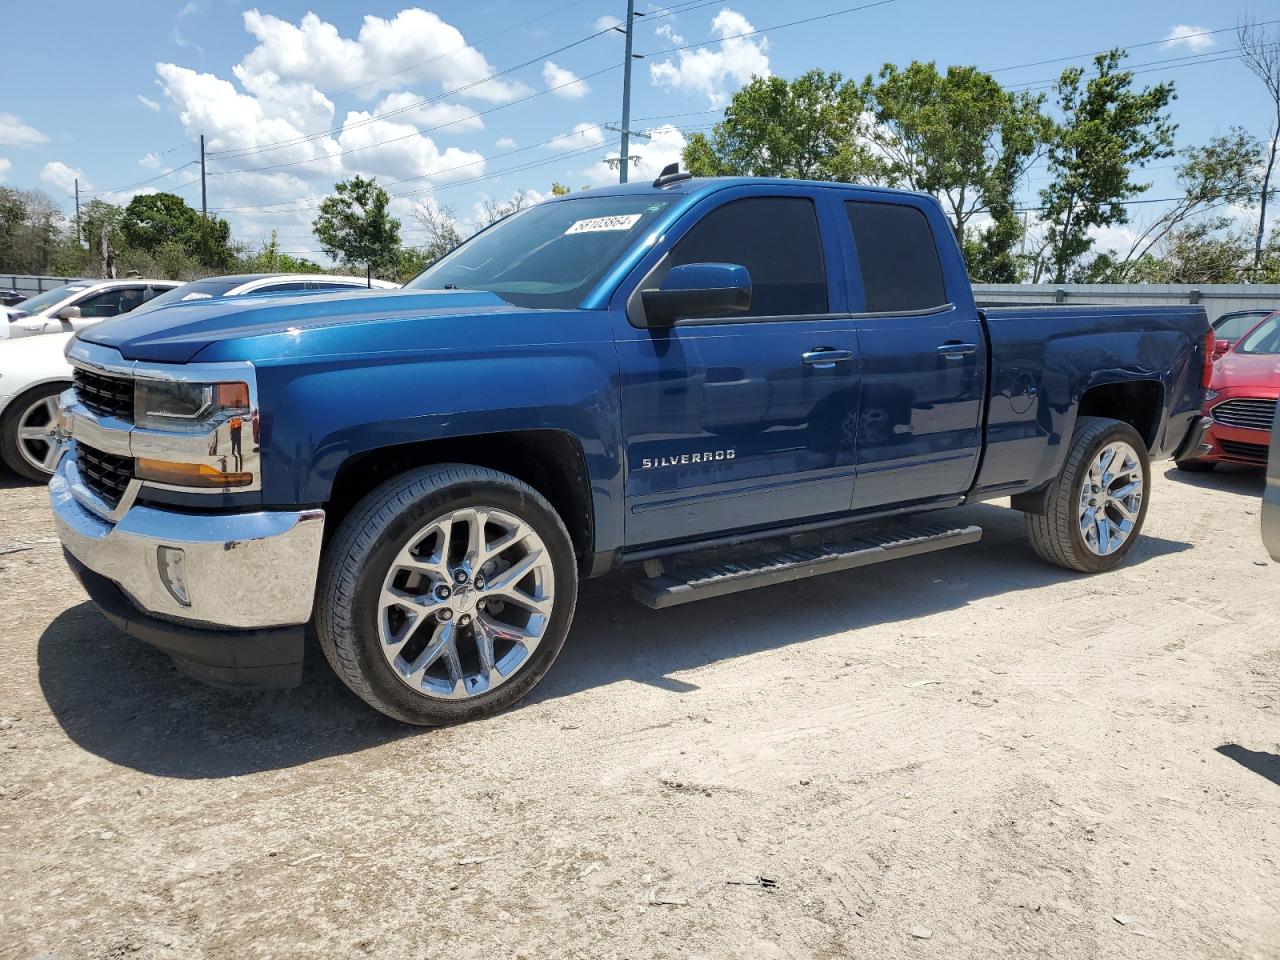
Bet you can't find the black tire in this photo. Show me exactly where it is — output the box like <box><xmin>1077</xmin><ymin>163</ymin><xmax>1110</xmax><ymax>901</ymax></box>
<box><xmin>0</xmin><ymin>382</ymin><xmax>68</xmax><ymax>482</ymax></box>
<box><xmin>1174</xmin><ymin>457</ymin><xmax>1215</xmax><ymax>473</ymax></box>
<box><xmin>1025</xmin><ymin>416</ymin><xmax>1151</xmax><ymax>574</ymax></box>
<box><xmin>314</xmin><ymin>464</ymin><xmax>578</xmax><ymax>725</ymax></box>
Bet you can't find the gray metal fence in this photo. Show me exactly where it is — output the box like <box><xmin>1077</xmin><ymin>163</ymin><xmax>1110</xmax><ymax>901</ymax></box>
<box><xmin>2</xmin><ymin>274</ymin><xmax>90</xmax><ymax>299</ymax></box>
<box><xmin>973</xmin><ymin>283</ymin><xmax>1280</xmax><ymax>325</ymax></box>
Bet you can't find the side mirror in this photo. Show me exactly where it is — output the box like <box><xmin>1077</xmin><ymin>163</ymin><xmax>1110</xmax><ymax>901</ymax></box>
<box><xmin>55</xmin><ymin>305</ymin><xmax>81</xmax><ymax>322</ymax></box>
<box><xmin>1212</xmin><ymin>338</ymin><xmax>1232</xmax><ymax>359</ymax></box>
<box><xmin>640</xmin><ymin>263</ymin><xmax>751</xmax><ymax>328</ymax></box>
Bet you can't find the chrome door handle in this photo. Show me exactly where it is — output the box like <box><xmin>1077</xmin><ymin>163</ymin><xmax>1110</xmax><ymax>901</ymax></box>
<box><xmin>937</xmin><ymin>342</ymin><xmax>978</xmax><ymax>360</ymax></box>
<box><xmin>802</xmin><ymin>348</ymin><xmax>854</xmax><ymax>369</ymax></box>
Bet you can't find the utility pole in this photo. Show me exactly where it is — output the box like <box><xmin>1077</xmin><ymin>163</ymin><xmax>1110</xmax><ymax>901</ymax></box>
<box><xmin>618</xmin><ymin>0</ymin><xmax>635</xmax><ymax>184</ymax></box>
<box><xmin>74</xmin><ymin>178</ymin><xmax>81</xmax><ymax>247</ymax></box>
<box><xmin>200</xmin><ymin>133</ymin><xmax>208</xmax><ymax>218</ymax></box>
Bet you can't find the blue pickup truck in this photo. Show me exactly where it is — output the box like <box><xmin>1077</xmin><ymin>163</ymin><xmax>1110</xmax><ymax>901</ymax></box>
<box><xmin>50</xmin><ymin>172</ymin><xmax>1211</xmax><ymax>724</ymax></box>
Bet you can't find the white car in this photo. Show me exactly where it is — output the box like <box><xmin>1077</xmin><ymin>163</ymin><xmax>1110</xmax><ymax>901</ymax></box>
<box><xmin>1</xmin><ymin>278</ymin><xmax>180</xmax><ymax>340</ymax></box>
<box><xmin>0</xmin><ymin>272</ymin><xmax>400</xmax><ymax>480</ymax></box>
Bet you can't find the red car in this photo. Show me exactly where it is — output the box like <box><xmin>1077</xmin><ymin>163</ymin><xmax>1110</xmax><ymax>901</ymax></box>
<box><xmin>1178</xmin><ymin>310</ymin><xmax>1280</xmax><ymax>471</ymax></box>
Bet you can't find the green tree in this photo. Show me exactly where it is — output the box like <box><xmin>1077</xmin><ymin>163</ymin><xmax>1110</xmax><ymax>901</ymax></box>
<box><xmin>412</xmin><ymin>200</ymin><xmax>464</xmax><ymax>265</ymax></box>
<box><xmin>1034</xmin><ymin>50</ymin><xmax>1177</xmax><ymax>283</ymax></box>
<box><xmin>1097</xmin><ymin>129</ymin><xmax>1262</xmax><ymax>280</ymax></box>
<box><xmin>313</xmin><ymin>175</ymin><xmax>402</xmax><ymax>281</ymax></box>
<box><xmin>120</xmin><ymin>192</ymin><xmax>236</xmax><ymax>272</ymax></box>
<box><xmin>550</xmin><ymin>182</ymin><xmax>571</xmax><ymax>197</ymax></box>
<box><xmin>241</xmin><ymin>230</ymin><xmax>325</xmax><ymax>274</ymax></box>
<box><xmin>863</xmin><ymin>62</ymin><xmax>1049</xmax><ymax>255</ymax></box>
<box><xmin>1238</xmin><ymin>18</ymin><xmax>1280</xmax><ymax>270</ymax></box>
<box><xmin>0</xmin><ymin>187</ymin><xmax>64</xmax><ymax>274</ymax></box>
<box><xmin>682</xmin><ymin>70</ymin><xmax>883</xmax><ymax>181</ymax></box>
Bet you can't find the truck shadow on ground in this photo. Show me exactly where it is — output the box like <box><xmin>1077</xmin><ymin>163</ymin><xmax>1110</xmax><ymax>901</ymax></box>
<box><xmin>1162</xmin><ymin>463</ymin><xmax>1265</xmax><ymax>499</ymax></box>
<box><xmin>37</xmin><ymin>501</ymin><xmax>1192</xmax><ymax>779</ymax></box>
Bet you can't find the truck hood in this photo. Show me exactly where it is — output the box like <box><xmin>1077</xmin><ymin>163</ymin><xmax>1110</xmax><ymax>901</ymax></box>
<box><xmin>1213</xmin><ymin>351</ymin><xmax>1280</xmax><ymax>391</ymax></box>
<box><xmin>78</xmin><ymin>288</ymin><xmax>517</xmax><ymax>363</ymax></box>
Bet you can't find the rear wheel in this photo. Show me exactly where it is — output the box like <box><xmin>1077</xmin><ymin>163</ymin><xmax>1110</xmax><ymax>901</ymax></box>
<box><xmin>0</xmin><ymin>383</ymin><xmax>67</xmax><ymax>481</ymax></box>
<box><xmin>315</xmin><ymin>464</ymin><xmax>578</xmax><ymax>725</ymax></box>
<box><xmin>1025</xmin><ymin>416</ymin><xmax>1150</xmax><ymax>574</ymax></box>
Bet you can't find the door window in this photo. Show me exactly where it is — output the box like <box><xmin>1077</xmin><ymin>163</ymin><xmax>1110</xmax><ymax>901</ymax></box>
<box><xmin>669</xmin><ymin>197</ymin><xmax>828</xmax><ymax>317</ymax></box>
<box><xmin>74</xmin><ymin>285</ymin><xmax>149</xmax><ymax>318</ymax></box>
<box><xmin>845</xmin><ymin>201</ymin><xmax>947</xmax><ymax>313</ymax></box>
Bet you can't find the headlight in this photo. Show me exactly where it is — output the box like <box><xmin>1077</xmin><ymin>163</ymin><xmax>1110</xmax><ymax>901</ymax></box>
<box><xmin>1205</xmin><ymin>389</ymin><xmax>1220</xmax><ymax>402</ymax></box>
<box><xmin>134</xmin><ymin>380</ymin><xmax>249</xmax><ymax>431</ymax></box>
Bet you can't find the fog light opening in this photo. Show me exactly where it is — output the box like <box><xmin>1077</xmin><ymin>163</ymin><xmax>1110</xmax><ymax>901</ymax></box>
<box><xmin>157</xmin><ymin>546</ymin><xmax>191</xmax><ymax>607</ymax></box>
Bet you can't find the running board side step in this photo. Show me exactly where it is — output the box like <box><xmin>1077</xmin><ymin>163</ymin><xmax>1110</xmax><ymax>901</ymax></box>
<box><xmin>632</xmin><ymin>524</ymin><xmax>983</xmax><ymax>610</ymax></box>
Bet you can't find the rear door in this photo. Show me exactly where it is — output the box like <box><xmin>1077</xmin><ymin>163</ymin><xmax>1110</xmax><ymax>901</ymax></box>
<box><xmin>613</xmin><ymin>188</ymin><xmax>861</xmax><ymax>546</ymax></box>
<box><xmin>841</xmin><ymin>196</ymin><xmax>987</xmax><ymax>510</ymax></box>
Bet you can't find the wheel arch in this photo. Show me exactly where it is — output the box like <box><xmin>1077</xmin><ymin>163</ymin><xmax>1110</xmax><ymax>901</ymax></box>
<box><xmin>323</xmin><ymin>429</ymin><xmax>597</xmax><ymax>571</ymax></box>
<box><xmin>1075</xmin><ymin>378</ymin><xmax>1164</xmax><ymax>450</ymax></box>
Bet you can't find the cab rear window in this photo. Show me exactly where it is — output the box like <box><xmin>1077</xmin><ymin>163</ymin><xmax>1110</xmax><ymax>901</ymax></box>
<box><xmin>845</xmin><ymin>201</ymin><xmax>948</xmax><ymax>314</ymax></box>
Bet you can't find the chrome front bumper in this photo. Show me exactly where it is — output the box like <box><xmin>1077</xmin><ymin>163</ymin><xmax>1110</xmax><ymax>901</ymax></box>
<box><xmin>50</xmin><ymin>454</ymin><xmax>325</xmax><ymax>630</ymax></box>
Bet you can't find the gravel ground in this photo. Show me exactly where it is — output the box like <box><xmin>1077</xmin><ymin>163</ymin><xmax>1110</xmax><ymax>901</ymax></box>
<box><xmin>1</xmin><ymin>464</ymin><xmax>1278</xmax><ymax>960</ymax></box>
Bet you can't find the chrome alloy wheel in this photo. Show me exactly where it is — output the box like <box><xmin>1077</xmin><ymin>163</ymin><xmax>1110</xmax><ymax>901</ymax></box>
<box><xmin>16</xmin><ymin>394</ymin><xmax>62</xmax><ymax>476</ymax></box>
<box><xmin>377</xmin><ymin>507</ymin><xmax>555</xmax><ymax>700</ymax></box>
<box><xmin>1079</xmin><ymin>440</ymin><xmax>1144</xmax><ymax>556</ymax></box>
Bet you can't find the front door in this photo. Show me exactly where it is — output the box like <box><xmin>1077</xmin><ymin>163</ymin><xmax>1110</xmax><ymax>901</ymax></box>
<box><xmin>614</xmin><ymin>192</ymin><xmax>861</xmax><ymax>547</ymax></box>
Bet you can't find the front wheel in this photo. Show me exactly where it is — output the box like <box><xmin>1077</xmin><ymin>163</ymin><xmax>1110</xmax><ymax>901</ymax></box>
<box><xmin>1025</xmin><ymin>416</ymin><xmax>1151</xmax><ymax>574</ymax></box>
<box><xmin>315</xmin><ymin>464</ymin><xmax>578</xmax><ymax>725</ymax></box>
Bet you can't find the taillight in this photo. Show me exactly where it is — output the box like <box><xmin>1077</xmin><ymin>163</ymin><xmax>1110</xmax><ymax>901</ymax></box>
<box><xmin>1202</xmin><ymin>328</ymin><xmax>1215</xmax><ymax>389</ymax></box>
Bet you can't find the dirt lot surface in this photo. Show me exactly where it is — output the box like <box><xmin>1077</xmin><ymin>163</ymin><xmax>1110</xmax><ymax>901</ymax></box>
<box><xmin>1</xmin><ymin>464</ymin><xmax>1278</xmax><ymax>960</ymax></box>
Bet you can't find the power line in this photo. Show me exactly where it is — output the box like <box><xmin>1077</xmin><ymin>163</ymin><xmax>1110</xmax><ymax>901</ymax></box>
<box><xmin>988</xmin><ymin>20</ymin><xmax>1280</xmax><ymax>75</ymax></box>
<box><xmin>215</xmin><ymin>110</ymin><xmax>720</xmax><ymax>214</ymax></box>
<box><xmin>79</xmin><ymin>159</ymin><xmax>199</xmax><ymax>197</ymax></box>
<box><xmin>1009</xmin><ymin>49</ymin><xmax>1249</xmax><ymax>93</ymax></box>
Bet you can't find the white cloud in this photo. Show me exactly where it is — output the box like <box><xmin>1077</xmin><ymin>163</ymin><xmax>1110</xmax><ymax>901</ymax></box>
<box><xmin>156</xmin><ymin>62</ymin><xmax>343</xmax><ymax>179</ymax></box>
<box><xmin>1088</xmin><ymin>222</ymin><xmax>1140</xmax><ymax>254</ymax></box>
<box><xmin>655</xmin><ymin>23</ymin><xmax>685</xmax><ymax>46</ymax></box>
<box><xmin>40</xmin><ymin>161</ymin><xmax>88</xmax><ymax>194</ymax></box>
<box><xmin>137</xmin><ymin>94</ymin><xmax>161</xmax><ymax>112</ymax></box>
<box><xmin>595</xmin><ymin>15</ymin><xmax>622</xmax><ymax>31</ymax></box>
<box><xmin>0</xmin><ymin>113</ymin><xmax>49</xmax><ymax>148</ymax></box>
<box><xmin>0</xmin><ymin>158</ymin><xmax>10</xmax><ymax>183</ymax></box>
<box><xmin>336</xmin><ymin>109</ymin><xmax>487</xmax><ymax>183</ymax></box>
<box><xmin>240</xmin><ymin>9</ymin><xmax>527</xmax><ymax>102</ymax></box>
<box><xmin>139</xmin><ymin>152</ymin><xmax>162</xmax><ymax>169</ymax></box>
<box><xmin>548</xmin><ymin>122</ymin><xmax>605</xmax><ymax>152</ymax></box>
<box><xmin>1162</xmin><ymin>24</ymin><xmax>1216</xmax><ymax>51</ymax></box>
<box><xmin>371</xmin><ymin>91</ymin><xmax>484</xmax><ymax>132</ymax></box>
<box><xmin>495</xmin><ymin>137</ymin><xmax>517</xmax><ymax>149</ymax></box>
<box><xmin>582</xmin><ymin>123</ymin><xmax>688</xmax><ymax>185</ymax></box>
<box><xmin>649</xmin><ymin>9</ymin><xmax>769</xmax><ymax>106</ymax></box>
<box><xmin>543</xmin><ymin>60</ymin><xmax>590</xmax><ymax>99</ymax></box>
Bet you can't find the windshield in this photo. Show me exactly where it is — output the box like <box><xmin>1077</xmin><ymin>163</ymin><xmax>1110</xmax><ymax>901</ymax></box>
<box><xmin>131</xmin><ymin>277</ymin><xmax>247</xmax><ymax>313</ymax></box>
<box><xmin>406</xmin><ymin>195</ymin><xmax>674</xmax><ymax>308</ymax></box>
<box><xmin>1236</xmin><ymin>312</ymin><xmax>1280</xmax><ymax>355</ymax></box>
<box><xmin>8</xmin><ymin>283</ymin><xmax>93</xmax><ymax>317</ymax></box>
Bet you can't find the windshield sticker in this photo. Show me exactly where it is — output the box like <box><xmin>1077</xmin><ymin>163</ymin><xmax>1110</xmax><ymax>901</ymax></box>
<box><xmin>564</xmin><ymin>214</ymin><xmax>643</xmax><ymax>235</ymax></box>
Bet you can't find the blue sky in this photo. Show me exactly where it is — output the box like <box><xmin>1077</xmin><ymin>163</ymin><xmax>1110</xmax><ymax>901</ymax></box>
<box><xmin>1</xmin><ymin>0</ymin><xmax>1276</xmax><ymax>262</ymax></box>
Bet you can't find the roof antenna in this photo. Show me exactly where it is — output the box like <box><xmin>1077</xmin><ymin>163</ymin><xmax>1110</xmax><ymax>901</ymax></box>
<box><xmin>653</xmin><ymin>162</ymin><xmax>693</xmax><ymax>188</ymax></box>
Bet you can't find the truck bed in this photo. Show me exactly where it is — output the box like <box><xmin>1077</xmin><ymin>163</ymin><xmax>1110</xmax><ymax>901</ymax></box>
<box><xmin>971</xmin><ymin>303</ymin><xmax>1209</xmax><ymax>500</ymax></box>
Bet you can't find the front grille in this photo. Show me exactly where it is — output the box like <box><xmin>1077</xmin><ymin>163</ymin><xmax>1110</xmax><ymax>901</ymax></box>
<box><xmin>1211</xmin><ymin>397</ymin><xmax>1277</xmax><ymax>431</ymax></box>
<box><xmin>73</xmin><ymin>367</ymin><xmax>134</xmax><ymax>420</ymax></box>
<box><xmin>1217</xmin><ymin>438</ymin><xmax>1271</xmax><ymax>463</ymax></box>
<box><xmin>76</xmin><ymin>443</ymin><xmax>134</xmax><ymax>508</ymax></box>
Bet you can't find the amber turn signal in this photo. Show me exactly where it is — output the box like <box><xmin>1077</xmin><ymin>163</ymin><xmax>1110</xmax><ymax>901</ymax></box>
<box><xmin>136</xmin><ymin>458</ymin><xmax>254</xmax><ymax>488</ymax></box>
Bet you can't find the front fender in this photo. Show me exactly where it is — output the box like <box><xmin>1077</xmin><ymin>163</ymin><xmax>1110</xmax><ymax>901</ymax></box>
<box><xmin>255</xmin><ymin>344</ymin><xmax>624</xmax><ymax>552</ymax></box>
